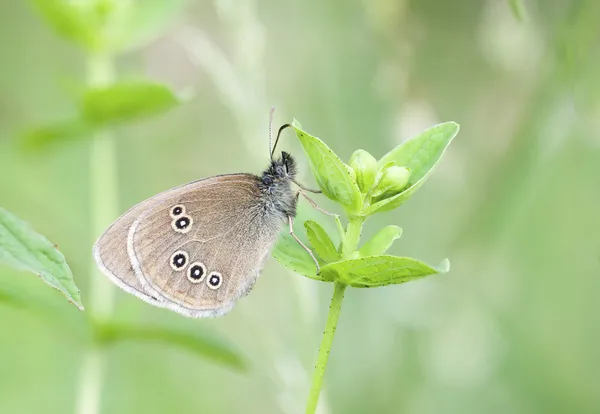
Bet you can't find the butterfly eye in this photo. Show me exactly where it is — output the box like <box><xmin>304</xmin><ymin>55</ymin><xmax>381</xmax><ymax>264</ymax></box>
<box><xmin>207</xmin><ymin>272</ymin><xmax>223</xmax><ymax>289</ymax></box>
<box><xmin>171</xmin><ymin>215</ymin><xmax>193</xmax><ymax>233</ymax></box>
<box><xmin>170</xmin><ymin>204</ymin><xmax>185</xmax><ymax>218</ymax></box>
<box><xmin>187</xmin><ymin>262</ymin><xmax>206</xmax><ymax>283</ymax></box>
<box><xmin>169</xmin><ymin>250</ymin><xmax>189</xmax><ymax>271</ymax></box>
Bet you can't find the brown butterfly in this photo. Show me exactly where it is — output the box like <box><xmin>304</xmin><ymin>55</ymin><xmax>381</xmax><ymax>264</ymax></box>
<box><xmin>94</xmin><ymin>114</ymin><xmax>322</xmax><ymax>317</ymax></box>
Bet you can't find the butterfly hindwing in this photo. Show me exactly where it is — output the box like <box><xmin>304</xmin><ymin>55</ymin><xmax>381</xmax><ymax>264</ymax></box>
<box><xmin>127</xmin><ymin>174</ymin><xmax>284</xmax><ymax>317</ymax></box>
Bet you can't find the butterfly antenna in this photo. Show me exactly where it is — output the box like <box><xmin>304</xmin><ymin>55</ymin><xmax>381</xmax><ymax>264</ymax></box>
<box><xmin>268</xmin><ymin>106</ymin><xmax>276</xmax><ymax>161</ymax></box>
<box><xmin>271</xmin><ymin>123</ymin><xmax>292</xmax><ymax>159</ymax></box>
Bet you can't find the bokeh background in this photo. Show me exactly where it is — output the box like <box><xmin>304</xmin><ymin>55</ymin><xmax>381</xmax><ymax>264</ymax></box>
<box><xmin>1</xmin><ymin>0</ymin><xmax>600</xmax><ymax>413</ymax></box>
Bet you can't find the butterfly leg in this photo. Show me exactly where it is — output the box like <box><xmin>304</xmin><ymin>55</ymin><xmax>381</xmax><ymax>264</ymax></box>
<box><xmin>300</xmin><ymin>192</ymin><xmax>336</xmax><ymax>217</ymax></box>
<box><xmin>288</xmin><ymin>215</ymin><xmax>321</xmax><ymax>274</ymax></box>
<box><xmin>300</xmin><ymin>192</ymin><xmax>345</xmax><ymax>240</ymax></box>
<box><xmin>292</xmin><ymin>179</ymin><xmax>322</xmax><ymax>194</ymax></box>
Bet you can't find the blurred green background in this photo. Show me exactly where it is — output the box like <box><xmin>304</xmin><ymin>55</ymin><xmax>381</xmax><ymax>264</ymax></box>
<box><xmin>1</xmin><ymin>0</ymin><xmax>600</xmax><ymax>413</ymax></box>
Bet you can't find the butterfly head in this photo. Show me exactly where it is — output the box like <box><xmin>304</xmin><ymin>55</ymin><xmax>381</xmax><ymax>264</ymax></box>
<box><xmin>261</xmin><ymin>151</ymin><xmax>297</xmax><ymax>186</ymax></box>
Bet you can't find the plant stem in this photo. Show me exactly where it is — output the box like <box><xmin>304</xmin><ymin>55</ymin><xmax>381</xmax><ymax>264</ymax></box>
<box><xmin>341</xmin><ymin>216</ymin><xmax>365</xmax><ymax>257</ymax></box>
<box><xmin>305</xmin><ymin>281</ymin><xmax>347</xmax><ymax>414</ymax></box>
<box><xmin>75</xmin><ymin>52</ymin><xmax>117</xmax><ymax>414</ymax></box>
<box><xmin>305</xmin><ymin>216</ymin><xmax>365</xmax><ymax>414</ymax></box>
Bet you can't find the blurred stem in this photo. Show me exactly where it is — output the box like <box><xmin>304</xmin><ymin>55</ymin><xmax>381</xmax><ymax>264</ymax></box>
<box><xmin>75</xmin><ymin>52</ymin><xmax>117</xmax><ymax>414</ymax></box>
<box><xmin>305</xmin><ymin>217</ymin><xmax>364</xmax><ymax>413</ymax></box>
<box><xmin>305</xmin><ymin>281</ymin><xmax>347</xmax><ymax>414</ymax></box>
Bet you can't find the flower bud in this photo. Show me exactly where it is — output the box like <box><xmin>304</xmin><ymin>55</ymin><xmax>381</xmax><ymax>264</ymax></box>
<box><xmin>371</xmin><ymin>166</ymin><xmax>410</xmax><ymax>200</ymax></box>
<box><xmin>349</xmin><ymin>149</ymin><xmax>377</xmax><ymax>193</ymax></box>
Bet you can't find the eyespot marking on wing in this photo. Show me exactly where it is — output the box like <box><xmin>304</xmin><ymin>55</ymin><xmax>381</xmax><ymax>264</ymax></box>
<box><xmin>171</xmin><ymin>214</ymin><xmax>193</xmax><ymax>233</ymax></box>
<box><xmin>170</xmin><ymin>250</ymin><xmax>189</xmax><ymax>271</ymax></box>
<box><xmin>207</xmin><ymin>271</ymin><xmax>223</xmax><ymax>289</ymax></box>
<box><xmin>170</xmin><ymin>204</ymin><xmax>185</xmax><ymax>218</ymax></box>
<box><xmin>187</xmin><ymin>262</ymin><xmax>207</xmax><ymax>283</ymax></box>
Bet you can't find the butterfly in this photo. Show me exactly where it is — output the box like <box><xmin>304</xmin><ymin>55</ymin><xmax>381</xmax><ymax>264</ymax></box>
<box><xmin>93</xmin><ymin>114</ymin><xmax>322</xmax><ymax>317</ymax></box>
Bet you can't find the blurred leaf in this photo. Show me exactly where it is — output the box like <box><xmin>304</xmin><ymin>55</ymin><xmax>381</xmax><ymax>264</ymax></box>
<box><xmin>358</xmin><ymin>225</ymin><xmax>402</xmax><ymax>257</ymax></box>
<box><xmin>22</xmin><ymin>119</ymin><xmax>95</xmax><ymax>149</ymax></box>
<box><xmin>0</xmin><ymin>208</ymin><xmax>83</xmax><ymax>310</ymax></box>
<box><xmin>366</xmin><ymin>122</ymin><xmax>459</xmax><ymax>215</ymax></box>
<box><xmin>508</xmin><ymin>0</ymin><xmax>528</xmax><ymax>22</ymax></box>
<box><xmin>322</xmin><ymin>255</ymin><xmax>449</xmax><ymax>288</ymax></box>
<box><xmin>112</xmin><ymin>0</ymin><xmax>187</xmax><ymax>52</ymax></box>
<box><xmin>292</xmin><ymin>120</ymin><xmax>362</xmax><ymax>214</ymax></box>
<box><xmin>28</xmin><ymin>0</ymin><xmax>103</xmax><ymax>50</ymax></box>
<box><xmin>0</xmin><ymin>286</ymin><xmax>28</xmax><ymax>308</ymax></box>
<box><xmin>305</xmin><ymin>220</ymin><xmax>339</xmax><ymax>263</ymax></box>
<box><xmin>273</xmin><ymin>233</ymin><xmax>331</xmax><ymax>282</ymax></box>
<box><xmin>96</xmin><ymin>322</ymin><xmax>247</xmax><ymax>372</ymax></box>
<box><xmin>82</xmin><ymin>81</ymin><xmax>180</xmax><ymax>124</ymax></box>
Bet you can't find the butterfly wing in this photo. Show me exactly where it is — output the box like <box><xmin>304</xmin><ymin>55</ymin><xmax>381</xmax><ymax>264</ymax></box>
<box><xmin>94</xmin><ymin>193</ymin><xmax>170</xmax><ymax>307</ymax></box>
<box><xmin>96</xmin><ymin>173</ymin><xmax>286</xmax><ymax>318</ymax></box>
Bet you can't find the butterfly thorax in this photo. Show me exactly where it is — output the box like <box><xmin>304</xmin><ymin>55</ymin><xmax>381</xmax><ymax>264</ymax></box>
<box><xmin>258</xmin><ymin>151</ymin><xmax>298</xmax><ymax>220</ymax></box>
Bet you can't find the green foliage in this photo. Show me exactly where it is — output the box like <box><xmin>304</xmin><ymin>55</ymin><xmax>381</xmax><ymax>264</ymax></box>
<box><xmin>365</xmin><ymin>122</ymin><xmax>459</xmax><ymax>214</ymax></box>
<box><xmin>323</xmin><ymin>256</ymin><xmax>449</xmax><ymax>288</ymax></box>
<box><xmin>305</xmin><ymin>221</ymin><xmax>339</xmax><ymax>263</ymax></box>
<box><xmin>95</xmin><ymin>322</ymin><xmax>247</xmax><ymax>372</ymax></box>
<box><xmin>23</xmin><ymin>120</ymin><xmax>94</xmax><ymax>149</ymax></box>
<box><xmin>291</xmin><ymin>120</ymin><xmax>362</xmax><ymax>214</ymax></box>
<box><xmin>349</xmin><ymin>149</ymin><xmax>378</xmax><ymax>193</ymax></box>
<box><xmin>273</xmin><ymin>121</ymin><xmax>457</xmax><ymax>413</ymax></box>
<box><xmin>24</xmin><ymin>0</ymin><xmax>183</xmax><ymax>149</ymax></box>
<box><xmin>82</xmin><ymin>81</ymin><xmax>180</xmax><ymax>125</ymax></box>
<box><xmin>508</xmin><ymin>0</ymin><xmax>528</xmax><ymax>22</ymax></box>
<box><xmin>0</xmin><ymin>208</ymin><xmax>83</xmax><ymax>310</ymax></box>
<box><xmin>13</xmin><ymin>0</ymin><xmax>246</xmax><ymax>377</ymax></box>
<box><xmin>23</xmin><ymin>81</ymin><xmax>180</xmax><ymax>149</ymax></box>
<box><xmin>272</xmin><ymin>232</ymin><xmax>330</xmax><ymax>282</ymax></box>
<box><xmin>28</xmin><ymin>0</ymin><xmax>187</xmax><ymax>53</ymax></box>
<box><xmin>29</xmin><ymin>0</ymin><xmax>101</xmax><ymax>50</ymax></box>
<box><xmin>274</xmin><ymin>120</ymin><xmax>457</xmax><ymax>290</ymax></box>
<box><xmin>358</xmin><ymin>225</ymin><xmax>402</xmax><ymax>257</ymax></box>
<box><xmin>371</xmin><ymin>165</ymin><xmax>410</xmax><ymax>201</ymax></box>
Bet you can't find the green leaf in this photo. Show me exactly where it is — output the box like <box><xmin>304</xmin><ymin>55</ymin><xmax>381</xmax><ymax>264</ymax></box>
<box><xmin>272</xmin><ymin>233</ymin><xmax>332</xmax><ymax>282</ymax></box>
<box><xmin>28</xmin><ymin>0</ymin><xmax>100</xmax><ymax>50</ymax></box>
<box><xmin>21</xmin><ymin>119</ymin><xmax>96</xmax><ymax>149</ymax></box>
<box><xmin>321</xmin><ymin>255</ymin><xmax>449</xmax><ymax>288</ymax></box>
<box><xmin>358</xmin><ymin>225</ymin><xmax>402</xmax><ymax>257</ymax></box>
<box><xmin>305</xmin><ymin>221</ymin><xmax>339</xmax><ymax>263</ymax></box>
<box><xmin>81</xmin><ymin>81</ymin><xmax>180</xmax><ymax>125</ymax></box>
<box><xmin>291</xmin><ymin>120</ymin><xmax>362</xmax><ymax>213</ymax></box>
<box><xmin>0</xmin><ymin>208</ymin><xmax>84</xmax><ymax>310</ymax></box>
<box><xmin>508</xmin><ymin>0</ymin><xmax>528</xmax><ymax>22</ymax></box>
<box><xmin>365</xmin><ymin>122</ymin><xmax>459</xmax><ymax>215</ymax></box>
<box><xmin>95</xmin><ymin>322</ymin><xmax>247</xmax><ymax>372</ymax></box>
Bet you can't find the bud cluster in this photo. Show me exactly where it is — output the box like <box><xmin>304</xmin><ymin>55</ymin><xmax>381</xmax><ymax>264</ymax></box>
<box><xmin>348</xmin><ymin>149</ymin><xmax>410</xmax><ymax>204</ymax></box>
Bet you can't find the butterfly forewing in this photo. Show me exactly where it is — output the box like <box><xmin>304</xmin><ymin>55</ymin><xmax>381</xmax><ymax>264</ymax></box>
<box><xmin>127</xmin><ymin>174</ymin><xmax>283</xmax><ymax>317</ymax></box>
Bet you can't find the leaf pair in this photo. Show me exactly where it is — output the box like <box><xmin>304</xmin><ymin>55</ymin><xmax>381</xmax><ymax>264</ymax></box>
<box><xmin>29</xmin><ymin>0</ymin><xmax>187</xmax><ymax>53</ymax></box>
<box><xmin>24</xmin><ymin>81</ymin><xmax>181</xmax><ymax>148</ymax></box>
<box><xmin>274</xmin><ymin>221</ymin><xmax>448</xmax><ymax>288</ymax></box>
<box><xmin>291</xmin><ymin>120</ymin><xmax>459</xmax><ymax>216</ymax></box>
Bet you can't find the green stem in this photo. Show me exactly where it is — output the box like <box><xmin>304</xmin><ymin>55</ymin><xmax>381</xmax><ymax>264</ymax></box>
<box><xmin>305</xmin><ymin>216</ymin><xmax>365</xmax><ymax>414</ymax></box>
<box><xmin>75</xmin><ymin>52</ymin><xmax>117</xmax><ymax>414</ymax></box>
<box><xmin>341</xmin><ymin>216</ymin><xmax>365</xmax><ymax>257</ymax></box>
<box><xmin>305</xmin><ymin>281</ymin><xmax>347</xmax><ymax>414</ymax></box>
